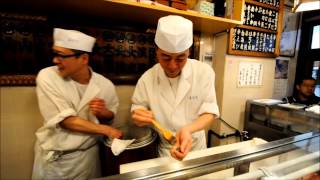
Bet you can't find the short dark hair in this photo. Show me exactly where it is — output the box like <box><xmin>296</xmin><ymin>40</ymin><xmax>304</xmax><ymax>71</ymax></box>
<box><xmin>69</xmin><ymin>49</ymin><xmax>90</xmax><ymax>58</ymax></box>
<box><xmin>71</xmin><ymin>49</ymin><xmax>87</xmax><ymax>54</ymax></box>
<box><xmin>296</xmin><ymin>76</ymin><xmax>316</xmax><ymax>85</ymax></box>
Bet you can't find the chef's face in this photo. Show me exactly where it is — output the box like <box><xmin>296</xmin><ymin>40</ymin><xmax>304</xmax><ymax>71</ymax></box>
<box><xmin>52</xmin><ymin>46</ymin><xmax>88</xmax><ymax>78</ymax></box>
<box><xmin>297</xmin><ymin>79</ymin><xmax>316</xmax><ymax>97</ymax></box>
<box><xmin>156</xmin><ymin>48</ymin><xmax>189</xmax><ymax>78</ymax></box>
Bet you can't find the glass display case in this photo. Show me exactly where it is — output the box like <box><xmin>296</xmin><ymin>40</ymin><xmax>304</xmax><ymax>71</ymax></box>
<box><xmin>95</xmin><ymin>132</ymin><xmax>319</xmax><ymax>180</ymax></box>
<box><xmin>244</xmin><ymin>100</ymin><xmax>320</xmax><ymax>141</ymax></box>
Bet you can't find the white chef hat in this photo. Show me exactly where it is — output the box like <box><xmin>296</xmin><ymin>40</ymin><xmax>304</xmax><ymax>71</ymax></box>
<box><xmin>53</xmin><ymin>28</ymin><xmax>96</xmax><ymax>52</ymax></box>
<box><xmin>155</xmin><ymin>15</ymin><xmax>193</xmax><ymax>53</ymax></box>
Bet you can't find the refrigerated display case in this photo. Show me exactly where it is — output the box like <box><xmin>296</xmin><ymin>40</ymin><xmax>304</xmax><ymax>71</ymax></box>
<box><xmin>244</xmin><ymin>100</ymin><xmax>320</xmax><ymax>141</ymax></box>
<box><xmin>96</xmin><ymin>132</ymin><xmax>319</xmax><ymax>180</ymax></box>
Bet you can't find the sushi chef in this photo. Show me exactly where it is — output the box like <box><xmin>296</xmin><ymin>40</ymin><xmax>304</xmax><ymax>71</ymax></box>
<box><xmin>131</xmin><ymin>15</ymin><xmax>220</xmax><ymax>160</ymax></box>
<box><xmin>32</xmin><ymin>28</ymin><xmax>122</xmax><ymax>179</ymax></box>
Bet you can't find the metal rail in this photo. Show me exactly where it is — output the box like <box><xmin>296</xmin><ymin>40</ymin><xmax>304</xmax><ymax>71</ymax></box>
<box><xmin>95</xmin><ymin>132</ymin><xmax>319</xmax><ymax>180</ymax></box>
<box><xmin>229</xmin><ymin>151</ymin><xmax>320</xmax><ymax>179</ymax></box>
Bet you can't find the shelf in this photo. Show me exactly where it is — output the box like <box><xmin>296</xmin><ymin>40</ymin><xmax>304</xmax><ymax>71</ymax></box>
<box><xmin>239</xmin><ymin>25</ymin><xmax>277</xmax><ymax>33</ymax></box>
<box><xmin>0</xmin><ymin>0</ymin><xmax>244</xmax><ymax>34</ymax></box>
<box><xmin>104</xmin><ymin>0</ymin><xmax>243</xmax><ymax>34</ymax></box>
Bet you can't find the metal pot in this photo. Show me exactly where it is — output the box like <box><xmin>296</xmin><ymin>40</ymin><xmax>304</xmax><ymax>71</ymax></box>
<box><xmin>100</xmin><ymin>125</ymin><xmax>158</xmax><ymax>176</ymax></box>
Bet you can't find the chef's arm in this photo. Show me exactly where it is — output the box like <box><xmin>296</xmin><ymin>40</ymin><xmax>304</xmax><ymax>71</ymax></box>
<box><xmin>95</xmin><ymin>109</ymin><xmax>114</xmax><ymax>124</ymax></box>
<box><xmin>89</xmin><ymin>98</ymin><xmax>115</xmax><ymax>124</ymax></box>
<box><xmin>131</xmin><ymin>108</ymin><xmax>154</xmax><ymax>127</ymax></box>
<box><xmin>183</xmin><ymin>113</ymin><xmax>215</xmax><ymax>133</ymax></box>
<box><xmin>59</xmin><ymin>116</ymin><xmax>122</xmax><ymax>138</ymax></box>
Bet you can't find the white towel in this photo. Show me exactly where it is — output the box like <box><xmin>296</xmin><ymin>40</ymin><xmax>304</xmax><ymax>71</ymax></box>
<box><xmin>111</xmin><ymin>138</ymin><xmax>136</xmax><ymax>156</ymax></box>
<box><xmin>305</xmin><ymin>105</ymin><xmax>320</xmax><ymax>114</ymax></box>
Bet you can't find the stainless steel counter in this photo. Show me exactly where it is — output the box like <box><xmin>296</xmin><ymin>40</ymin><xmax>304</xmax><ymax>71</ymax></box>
<box><xmin>95</xmin><ymin>132</ymin><xmax>319</xmax><ymax>180</ymax></box>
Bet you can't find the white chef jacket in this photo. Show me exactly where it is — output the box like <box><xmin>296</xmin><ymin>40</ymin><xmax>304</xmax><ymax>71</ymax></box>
<box><xmin>131</xmin><ymin>59</ymin><xmax>220</xmax><ymax>157</ymax></box>
<box><xmin>32</xmin><ymin>66</ymin><xmax>119</xmax><ymax>179</ymax></box>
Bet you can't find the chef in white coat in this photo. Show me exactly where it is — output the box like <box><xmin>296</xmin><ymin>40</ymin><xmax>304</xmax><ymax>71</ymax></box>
<box><xmin>131</xmin><ymin>15</ymin><xmax>220</xmax><ymax>160</ymax></box>
<box><xmin>32</xmin><ymin>28</ymin><xmax>122</xmax><ymax>180</ymax></box>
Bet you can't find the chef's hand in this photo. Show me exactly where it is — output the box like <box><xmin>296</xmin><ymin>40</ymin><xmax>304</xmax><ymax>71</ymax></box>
<box><xmin>170</xmin><ymin>128</ymin><xmax>193</xmax><ymax>161</ymax></box>
<box><xmin>132</xmin><ymin>109</ymin><xmax>154</xmax><ymax>127</ymax></box>
<box><xmin>89</xmin><ymin>98</ymin><xmax>107</xmax><ymax>116</ymax></box>
<box><xmin>104</xmin><ymin>125</ymin><xmax>123</xmax><ymax>139</ymax></box>
<box><xmin>89</xmin><ymin>98</ymin><xmax>115</xmax><ymax>123</ymax></box>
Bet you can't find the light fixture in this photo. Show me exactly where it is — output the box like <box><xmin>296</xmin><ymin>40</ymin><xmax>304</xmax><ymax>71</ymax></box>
<box><xmin>293</xmin><ymin>0</ymin><xmax>320</xmax><ymax>12</ymax></box>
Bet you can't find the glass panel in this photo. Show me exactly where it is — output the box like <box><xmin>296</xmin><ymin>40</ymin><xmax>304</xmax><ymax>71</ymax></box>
<box><xmin>230</xmin><ymin>135</ymin><xmax>320</xmax><ymax>180</ymax></box>
<box><xmin>311</xmin><ymin>25</ymin><xmax>320</xmax><ymax>49</ymax></box>
<box><xmin>100</xmin><ymin>133</ymin><xmax>320</xmax><ymax>180</ymax></box>
<box><xmin>312</xmin><ymin>61</ymin><xmax>320</xmax><ymax>96</ymax></box>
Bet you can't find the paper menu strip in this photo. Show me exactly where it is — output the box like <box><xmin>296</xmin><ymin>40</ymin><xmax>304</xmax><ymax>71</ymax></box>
<box><xmin>238</xmin><ymin>62</ymin><xmax>263</xmax><ymax>87</ymax></box>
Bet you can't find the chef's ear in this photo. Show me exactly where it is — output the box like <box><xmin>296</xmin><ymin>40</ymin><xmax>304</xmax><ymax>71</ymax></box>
<box><xmin>80</xmin><ymin>53</ymin><xmax>89</xmax><ymax>65</ymax></box>
<box><xmin>296</xmin><ymin>84</ymin><xmax>301</xmax><ymax>91</ymax></box>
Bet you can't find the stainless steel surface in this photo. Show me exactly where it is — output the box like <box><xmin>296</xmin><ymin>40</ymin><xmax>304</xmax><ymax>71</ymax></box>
<box><xmin>95</xmin><ymin>132</ymin><xmax>320</xmax><ymax>180</ymax></box>
<box><xmin>230</xmin><ymin>151</ymin><xmax>320</xmax><ymax>179</ymax></box>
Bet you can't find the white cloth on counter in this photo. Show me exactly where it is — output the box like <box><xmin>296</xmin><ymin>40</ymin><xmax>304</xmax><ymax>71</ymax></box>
<box><xmin>305</xmin><ymin>105</ymin><xmax>320</xmax><ymax>114</ymax></box>
<box><xmin>111</xmin><ymin>138</ymin><xmax>136</xmax><ymax>156</ymax></box>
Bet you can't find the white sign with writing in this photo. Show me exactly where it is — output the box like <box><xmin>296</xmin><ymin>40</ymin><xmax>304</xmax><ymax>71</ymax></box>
<box><xmin>238</xmin><ymin>62</ymin><xmax>263</xmax><ymax>87</ymax></box>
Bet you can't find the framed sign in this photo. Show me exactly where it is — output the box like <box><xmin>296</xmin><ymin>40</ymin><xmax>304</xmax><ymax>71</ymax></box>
<box><xmin>279</xmin><ymin>6</ymin><xmax>300</xmax><ymax>57</ymax></box>
<box><xmin>230</xmin><ymin>27</ymin><xmax>277</xmax><ymax>54</ymax></box>
<box><xmin>228</xmin><ymin>0</ymin><xmax>284</xmax><ymax>57</ymax></box>
<box><xmin>253</xmin><ymin>0</ymin><xmax>280</xmax><ymax>7</ymax></box>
